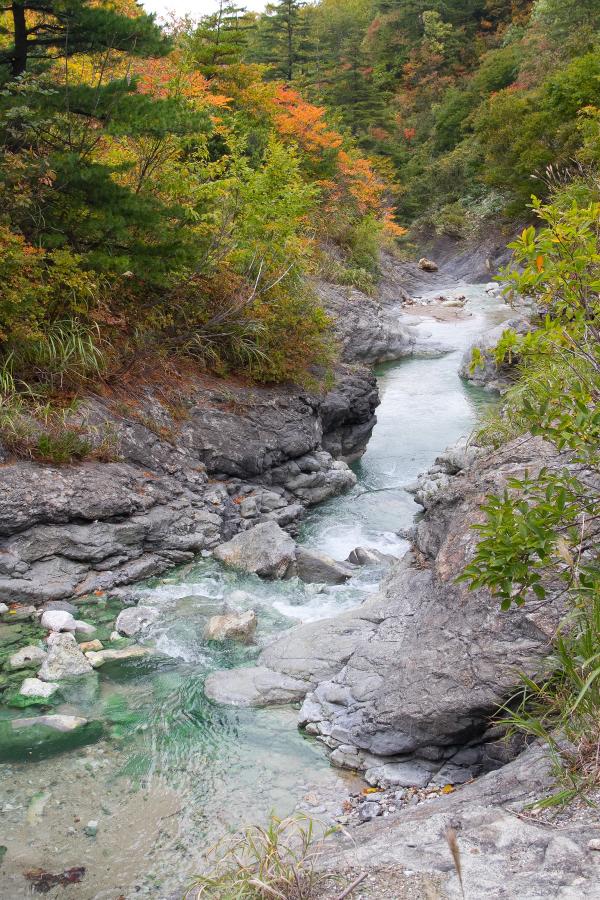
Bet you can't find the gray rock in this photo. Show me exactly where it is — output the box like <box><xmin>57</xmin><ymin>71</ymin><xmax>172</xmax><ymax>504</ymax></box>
<box><xmin>38</xmin><ymin>632</ymin><xmax>93</xmax><ymax>680</ymax></box>
<box><xmin>365</xmin><ymin>761</ymin><xmax>434</xmax><ymax>789</ymax></box>
<box><xmin>73</xmin><ymin>620</ymin><xmax>96</xmax><ymax>636</ymax></box>
<box><xmin>19</xmin><ymin>677</ymin><xmax>59</xmax><ymax>699</ymax></box>
<box><xmin>204</xmin><ymin>610</ymin><xmax>257</xmax><ymax>644</ymax></box>
<box><xmin>346</xmin><ymin>547</ymin><xmax>397</xmax><ymax>566</ymax></box>
<box><xmin>42</xmin><ymin>600</ymin><xmax>78</xmax><ymax>615</ymax></box>
<box><xmin>115</xmin><ymin>605</ymin><xmax>159</xmax><ymax>637</ymax></box>
<box><xmin>204</xmin><ymin>666</ymin><xmax>311</xmax><ymax>707</ymax></box>
<box><xmin>459</xmin><ymin>317</ymin><xmax>530</xmax><ymax>391</ymax></box>
<box><xmin>291</xmin><ymin>547</ymin><xmax>354</xmax><ymax>584</ymax></box>
<box><xmin>358</xmin><ymin>801</ymin><xmax>382</xmax><ymax>823</ymax></box>
<box><xmin>213</xmin><ymin>521</ymin><xmax>296</xmax><ymax>579</ymax></box>
<box><xmin>8</xmin><ymin>645</ymin><xmax>47</xmax><ymax>670</ymax></box>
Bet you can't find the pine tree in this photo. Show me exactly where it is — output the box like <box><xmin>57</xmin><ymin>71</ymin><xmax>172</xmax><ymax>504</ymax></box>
<box><xmin>0</xmin><ymin>0</ymin><xmax>167</xmax><ymax>78</ymax></box>
<box><xmin>191</xmin><ymin>1</ymin><xmax>253</xmax><ymax>78</ymax></box>
<box><xmin>256</xmin><ymin>0</ymin><xmax>309</xmax><ymax>82</ymax></box>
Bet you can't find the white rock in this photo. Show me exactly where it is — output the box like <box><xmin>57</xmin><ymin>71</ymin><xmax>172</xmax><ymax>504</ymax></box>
<box><xmin>40</xmin><ymin>610</ymin><xmax>77</xmax><ymax>632</ymax></box>
<box><xmin>9</xmin><ymin>645</ymin><xmax>47</xmax><ymax>670</ymax></box>
<box><xmin>115</xmin><ymin>605</ymin><xmax>159</xmax><ymax>637</ymax></box>
<box><xmin>19</xmin><ymin>678</ymin><xmax>59</xmax><ymax>699</ymax></box>
<box><xmin>0</xmin><ymin>603</ymin><xmax>8</xmax><ymax>615</ymax></box>
<box><xmin>85</xmin><ymin>646</ymin><xmax>152</xmax><ymax>668</ymax></box>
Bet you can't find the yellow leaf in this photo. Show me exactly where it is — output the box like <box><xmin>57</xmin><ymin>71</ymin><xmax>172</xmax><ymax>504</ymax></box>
<box><xmin>556</xmin><ymin>537</ymin><xmax>574</xmax><ymax>567</ymax></box>
<box><xmin>441</xmin><ymin>784</ymin><xmax>455</xmax><ymax>794</ymax></box>
<box><xmin>536</xmin><ymin>254</ymin><xmax>544</xmax><ymax>272</ymax></box>
<box><xmin>363</xmin><ymin>787</ymin><xmax>380</xmax><ymax>794</ymax></box>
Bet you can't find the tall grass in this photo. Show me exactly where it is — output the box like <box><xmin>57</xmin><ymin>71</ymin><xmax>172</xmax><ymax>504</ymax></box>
<box><xmin>187</xmin><ymin>814</ymin><xmax>340</xmax><ymax>899</ymax></box>
<box><xmin>500</xmin><ymin>586</ymin><xmax>600</xmax><ymax>807</ymax></box>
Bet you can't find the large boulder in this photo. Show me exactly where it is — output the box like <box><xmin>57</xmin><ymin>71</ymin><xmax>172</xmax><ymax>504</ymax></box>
<box><xmin>38</xmin><ymin>632</ymin><xmax>93</xmax><ymax>681</ymax></box>
<box><xmin>213</xmin><ymin>521</ymin><xmax>296</xmax><ymax>578</ymax></box>
<box><xmin>290</xmin><ymin>547</ymin><xmax>354</xmax><ymax>584</ymax></box>
<box><xmin>205</xmin><ymin>666</ymin><xmax>311</xmax><ymax>708</ymax></box>
<box><xmin>204</xmin><ymin>610</ymin><xmax>257</xmax><ymax>644</ymax></box>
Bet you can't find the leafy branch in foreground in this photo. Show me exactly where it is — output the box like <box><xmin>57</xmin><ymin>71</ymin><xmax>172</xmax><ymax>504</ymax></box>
<box><xmin>187</xmin><ymin>813</ymin><xmax>340</xmax><ymax>899</ymax></box>
<box><xmin>461</xmin><ymin>192</ymin><xmax>600</xmax><ymax>802</ymax></box>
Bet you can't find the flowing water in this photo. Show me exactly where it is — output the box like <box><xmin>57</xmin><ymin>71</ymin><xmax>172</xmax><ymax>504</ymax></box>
<box><xmin>0</xmin><ymin>283</ymin><xmax>510</xmax><ymax>899</ymax></box>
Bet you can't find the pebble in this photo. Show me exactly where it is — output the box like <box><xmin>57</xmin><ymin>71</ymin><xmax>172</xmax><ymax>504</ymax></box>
<box><xmin>588</xmin><ymin>839</ymin><xmax>600</xmax><ymax>851</ymax></box>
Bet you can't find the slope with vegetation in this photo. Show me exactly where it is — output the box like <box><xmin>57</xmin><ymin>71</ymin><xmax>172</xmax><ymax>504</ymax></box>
<box><xmin>0</xmin><ymin>0</ymin><xmax>400</xmax><ymax>462</ymax></box>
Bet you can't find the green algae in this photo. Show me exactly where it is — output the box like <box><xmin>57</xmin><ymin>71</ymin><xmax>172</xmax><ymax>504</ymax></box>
<box><xmin>0</xmin><ymin>718</ymin><xmax>104</xmax><ymax>762</ymax></box>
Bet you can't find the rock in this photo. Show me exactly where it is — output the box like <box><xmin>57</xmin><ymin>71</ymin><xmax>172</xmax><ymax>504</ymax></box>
<box><xmin>588</xmin><ymin>840</ymin><xmax>600</xmax><ymax>851</ymax></box>
<box><xmin>459</xmin><ymin>316</ymin><xmax>530</xmax><ymax>391</ymax></box>
<box><xmin>11</xmin><ymin>714</ymin><xmax>88</xmax><ymax>732</ymax></box>
<box><xmin>0</xmin><ymin>603</ymin><xmax>8</xmax><ymax>615</ymax></box>
<box><xmin>38</xmin><ymin>632</ymin><xmax>93</xmax><ymax>681</ymax></box>
<box><xmin>290</xmin><ymin>547</ymin><xmax>354</xmax><ymax>584</ymax></box>
<box><xmin>42</xmin><ymin>600</ymin><xmax>78</xmax><ymax>615</ymax></box>
<box><xmin>8</xmin><ymin>645</ymin><xmax>47</xmax><ymax>670</ymax></box>
<box><xmin>358</xmin><ymin>801</ymin><xmax>382</xmax><ymax>823</ymax></box>
<box><xmin>204</xmin><ymin>610</ymin><xmax>257</xmax><ymax>644</ymax></box>
<box><xmin>84</xmin><ymin>820</ymin><xmax>98</xmax><ymax>837</ymax></box>
<box><xmin>85</xmin><ymin>646</ymin><xmax>152</xmax><ymax>668</ymax></box>
<box><xmin>0</xmin><ymin>715</ymin><xmax>99</xmax><ymax>760</ymax></box>
<box><xmin>19</xmin><ymin>677</ymin><xmax>59</xmax><ymax>700</ymax></box>
<box><xmin>365</xmin><ymin>761</ymin><xmax>434</xmax><ymax>789</ymax></box>
<box><xmin>418</xmin><ymin>257</ymin><xmax>438</xmax><ymax>272</ymax></box>
<box><xmin>204</xmin><ymin>666</ymin><xmax>311</xmax><ymax>708</ymax></box>
<box><xmin>346</xmin><ymin>547</ymin><xmax>397</xmax><ymax>566</ymax></box>
<box><xmin>115</xmin><ymin>605</ymin><xmax>159</xmax><ymax>637</ymax></box>
<box><xmin>40</xmin><ymin>610</ymin><xmax>77</xmax><ymax>632</ymax></box>
<box><xmin>213</xmin><ymin>521</ymin><xmax>296</xmax><ymax>579</ymax></box>
<box><xmin>1</xmin><ymin>604</ymin><xmax>36</xmax><ymax>621</ymax></box>
<box><xmin>79</xmin><ymin>639</ymin><xmax>103</xmax><ymax>652</ymax></box>
<box><xmin>73</xmin><ymin>620</ymin><xmax>96</xmax><ymax>636</ymax></box>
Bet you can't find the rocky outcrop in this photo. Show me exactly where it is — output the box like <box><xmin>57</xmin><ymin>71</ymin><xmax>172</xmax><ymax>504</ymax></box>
<box><xmin>206</xmin><ymin>436</ymin><xmax>564</xmax><ymax>786</ymax></box>
<box><xmin>316</xmin><ymin>280</ymin><xmax>416</xmax><ymax>364</ymax></box>
<box><xmin>323</xmin><ymin>743</ymin><xmax>600</xmax><ymax>899</ymax></box>
<box><xmin>459</xmin><ymin>316</ymin><xmax>530</xmax><ymax>391</ymax></box>
<box><xmin>0</xmin><ymin>365</ymin><xmax>376</xmax><ymax>605</ymax></box>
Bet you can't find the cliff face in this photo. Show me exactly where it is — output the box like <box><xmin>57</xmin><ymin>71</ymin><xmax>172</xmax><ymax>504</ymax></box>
<box><xmin>0</xmin><ymin>365</ymin><xmax>377</xmax><ymax>605</ymax></box>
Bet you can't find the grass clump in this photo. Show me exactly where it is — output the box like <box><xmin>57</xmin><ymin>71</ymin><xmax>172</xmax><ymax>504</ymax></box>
<box><xmin>188</xmin><ymin>813</ymin><xmax>340</xmax><ymax>899</ymax></box>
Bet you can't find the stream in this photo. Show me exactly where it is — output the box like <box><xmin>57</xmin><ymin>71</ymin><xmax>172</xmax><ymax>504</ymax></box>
<box><xmin>0</xmin><ymin>283</ymin><xmax>510</xmax><ymax>899</ymax></box>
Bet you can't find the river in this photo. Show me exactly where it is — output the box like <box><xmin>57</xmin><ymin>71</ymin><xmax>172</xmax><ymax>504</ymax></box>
<box><xmin>0</xmin><ymin>283</ymin><xmax>510</xmax><ymax>898</ymax></box>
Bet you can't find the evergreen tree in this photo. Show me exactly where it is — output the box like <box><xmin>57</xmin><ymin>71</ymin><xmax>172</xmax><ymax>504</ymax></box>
<box><xmin>191</xmin><ymin>1</ymin><xmax>253</xmax><ymax>77</ymax></box>
<box><xmin>0</xmin><ymin>0</ymin><xmax>166</xmax><ymax>78</ymax></box>
<box><xmin>256</xmin><ymin>0</ymin><xmax>308</xmax><ymax>82</ymax></box>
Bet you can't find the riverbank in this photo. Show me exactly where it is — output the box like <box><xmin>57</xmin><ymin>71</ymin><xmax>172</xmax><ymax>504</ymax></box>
<box><xmin>1</xmin><ymin>252</ymin><xmax>576</xmax><ymax>899</ymax></box>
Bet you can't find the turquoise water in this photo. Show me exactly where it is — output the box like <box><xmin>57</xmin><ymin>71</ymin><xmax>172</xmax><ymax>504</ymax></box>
<box><xmin>0</xmin><ymin>283</ymin><xmax>508</xmax><ymax>899</ymax></box>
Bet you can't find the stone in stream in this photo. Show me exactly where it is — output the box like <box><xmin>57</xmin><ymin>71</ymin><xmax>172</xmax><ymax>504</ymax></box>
<box><xmin>42</xmin><ymin>600</ymin><xmax>78</xmax><ymax>615</ymax></box>
<box><xmin>19</xmin><ymin>678</ymin><xmax>59</xmax><ymax>700</ymax></box>
<box><xmin>205</xmin><ymin>665</ymin><xmax>311</xmax><ymax>708</ymax></box>
<box><xmin>40</xmin><ymin>610</ymin><xmax>77</xmax><ymax>632</ymax></box>
<box><xmin>38</xmin><ymin>633</ymin><xmax>93</xmax><ymax>681</ymax></box>
<box><xmin>288</xmin><ymin>547</ymin><xmax>354</xmax><ymax>585</ymax></box>
<box><xmin>79</xmin><ymin>639</ymin><xmax>103</xmax><ymax>652</ymax></box>
<box><xmin>0</xmin><ymin>714</ymin><xmax>103</xmax><ymax>761</ymax></box>
<box><xmin>1</xmin><ymin>604</ymin><xmax>36</xmax><ymax>622</ymax></box>
<box><xmin>204</xmin><ymin>610</ymin><xmax>257</xmax><ymax>644</ymax></box>
<box><xmin>418</xmin><ymin>257</ymin><xmax>438</xmax><ymax>272</ymax></box>
<box><xmin>364</xmin><ymin>760</ymin><xmax>435</xmax><ymax>789</ymax></box>
<box><xmin>213</xmin><ymin>521</ymin><xmax>296</xmax><ymax>579</ymax></box>
<box><xmin>85</xmin><ymin>645</ymin><xmax>152</xmax><ymax>668</ymax></box>
<box><xmin>346</xmin><ymin>547</ymin><xmax>398</xmax><ymax>566</ymax></box>
<box><xmin>8</xmin><ymin>645</ymin><xmax>47</xmax><ymax>670</ymax></box>
<box><xmin>115</xmin><ymin>605</ymin><xmax>159</xmax><ymax>637</ymax></box>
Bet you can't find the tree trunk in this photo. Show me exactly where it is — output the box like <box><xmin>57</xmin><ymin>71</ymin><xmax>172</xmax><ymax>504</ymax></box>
<box><xmin>11</xmin><ymin>1</ymin><xmax>28</xmax><ymax>76</ymax></box>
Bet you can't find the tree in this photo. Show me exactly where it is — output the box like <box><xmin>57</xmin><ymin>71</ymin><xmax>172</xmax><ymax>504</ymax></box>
<box><xmin>254</xmin><ymin>0</ymin><xmax>308</xmax><ymax>82</ymax></box>
<box><xmin>0</xmin><ymin>0</ymin><xmax>167</xmax><ymax>79</ymax></box>
<box><xmin>191</xmin><ymin>1</ymin><xmax>253</xmax><ymax>78</ymax></box>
